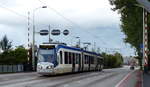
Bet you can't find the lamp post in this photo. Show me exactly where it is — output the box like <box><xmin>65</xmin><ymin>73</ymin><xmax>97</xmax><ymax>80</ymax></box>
<box><xmin>32</xmin><ymin>6</ymin><xmax>47</xmax><ymax>71</ymax></box>
<box><xmin>83</xmin><ymin>42</ymin><xmax>91</xmax><ymax>50</ymax></box>
<box><xmin>136</xmin><ymin>0</ymin><xmax>150</xmax><ymax>72</ymax></box>
<box><xmin>134</xmin><ymin>4</ymin><xmax>149</xmax><ymax>71</ymax></box>
<box><xmin>75</xmin><ymin>36</ymin><xmax>80</xmax><ymax>48</ymax></box>
<box><xmin>120</xmin><ymin>3</ymin><xmax>149</xmax><ymax>71</ymax></box>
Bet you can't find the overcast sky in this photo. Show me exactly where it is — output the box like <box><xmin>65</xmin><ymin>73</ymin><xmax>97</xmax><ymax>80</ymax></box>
<box><xmin>0</xmin><ymin>0</ymin><xmax>135</xmax><ymax>56</ymax></box>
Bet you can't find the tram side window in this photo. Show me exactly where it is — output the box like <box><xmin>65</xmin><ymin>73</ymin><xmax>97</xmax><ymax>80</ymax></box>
<box><xmin>84</xmin><ymin>55</ymin><xmax>88</xmax><ymax>64</ymax></box>
<box><xmin>64</xmin><ymin>52</ymin><xmax>69</xmax><ymax>64</ymax></box>
<box><xmin>72</xmin><ymin>53</ymin><xmax>75</xmax><ymax>64</ymax></box>
<box><xmin>86</xmin><ymin>55</ymin><xmax>88</xmax><ymax>64</ymax></box>
<box><xmin>60</xmin><ymin>51</ymin><xmax>62</xmax><ymax>64</ymax></box>
<box><xmin>87</xmin><ymin>55</ymin><xmax>89</xmax><ymax>64</ymax></box>
<box><xmin>75</xmin><ymin>54</ymin><xmax>79</xmax><ymax>64</ymax></box>
<box><xmin>79</xmin><ymin>54</ymin><xmax>81</xmax><ymax>64</ymax></box>
<box><xmin>93</xmin><ymin>57</ymin><xmax>97</xmax><ymax>64</ymax></box>
<box><xmin>84</xmin><ymin>55</ymin><xmax>86</xmax><ymax>64</ymax></box>
<box><xmin>91</xmin><ymin>56</ymin><xmax>94</xmax><ymax>64</ymax></box>
<box><xmin>89</xmin><ymin>56</ymin><xmax>91</xmax><ymax>64</ymax></box>
<box><xmin>69</xmin><ymin>52</ymin><xmax>72</xmax><ymax>64</ymax></box>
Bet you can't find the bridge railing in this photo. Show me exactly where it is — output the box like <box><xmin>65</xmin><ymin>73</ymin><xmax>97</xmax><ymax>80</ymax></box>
<box><xmin>0</xmin><ymin>64</ymin><xmax>24</xmax><ymax>73</ymax></box>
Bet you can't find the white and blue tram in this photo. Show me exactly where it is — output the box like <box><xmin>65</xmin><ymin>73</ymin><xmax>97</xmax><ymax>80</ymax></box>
<box><xmin>37</xmin><ymin>43</ymin><xmax>103</xmax><ymax>75</ymax></box>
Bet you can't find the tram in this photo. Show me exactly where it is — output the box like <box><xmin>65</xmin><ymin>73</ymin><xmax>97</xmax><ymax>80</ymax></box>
<box><xmin>37</xmin><ymin>43</ymin><xmax>103</xmax><ymax>75</ymax></box>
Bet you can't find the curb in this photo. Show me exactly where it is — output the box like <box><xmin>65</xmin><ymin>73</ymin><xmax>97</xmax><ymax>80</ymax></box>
<box><xmin>115</xmin><ymin>70</ymin><xmax>135</xmax><ymax>87</ymax></box>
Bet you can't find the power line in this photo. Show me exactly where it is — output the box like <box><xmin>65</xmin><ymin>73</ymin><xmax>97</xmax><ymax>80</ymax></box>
<box><xmin>0</xmin><ymin>1</ymin><xmax>108</xmax><ymax>47</ymax></box>
<box><xmin>38</xmin><ymin>0</ymin><xmax>79</xmax><ymax>26</ymax></box>
<box><xmin>37</xmin><ymin>0</ymin><xmax>109</xmax><ymax>45</ymax></box>
<box><xmin>0</xmin><ymin>3</ymin><xmax>28</xmax><ymax>20</ymax></box>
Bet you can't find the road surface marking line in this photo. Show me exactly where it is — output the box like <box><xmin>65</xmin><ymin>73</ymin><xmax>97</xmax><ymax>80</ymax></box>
<box><xmin>63</xmin><ymin>84</ymin><xmax>69</xmax><ymax>87</ymax></box>
<box><xmin>77</xmin><ymin>81</ymin><xmax>81</xmax><ymax>83</ymax></box>
<box><xmin>115</xmin><ymin>70</ymin><xmax>135</xmax><ymax>87</ymax></box>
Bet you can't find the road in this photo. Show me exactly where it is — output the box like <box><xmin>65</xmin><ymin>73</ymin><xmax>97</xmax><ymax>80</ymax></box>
<box><xmin>0</xmin><ymin>66</ymin><xmax>139</xmax><ymax>87</ymax></box>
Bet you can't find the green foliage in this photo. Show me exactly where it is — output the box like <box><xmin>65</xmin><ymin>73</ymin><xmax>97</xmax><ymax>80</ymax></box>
<box><xmin>0</xmin><ymin>35</ymin><xmax>12</xmax><ymax>52</ymax></box>
<box><xmin>0</xmin><ymin>35</ymin><xmax>28</xmax><ymax>64</ymax></box>
<box><xmin>0</xmin><ymin>47</ymin><xmax>28</xmax><ymax>64</ymax></box>
<box><xmin>109</xmin><ymin>0</ymin><xmax>150</xmax><ymax>68</ymax></box>
<box><xmin>102</xmin><ymin>52</ymin><xmax>123</xmax><ymax>68</ymax></box>
<box><xmin>109</xmin><ymin>0</ymin><xmax>150</xmax><ymax>55</ymax></box>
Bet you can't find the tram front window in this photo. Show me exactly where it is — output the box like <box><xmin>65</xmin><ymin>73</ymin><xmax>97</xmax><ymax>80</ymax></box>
<box><xmin>38</xmin><ymin>49</ymin><xmax>55</xmax><ymax>63</ymax></box>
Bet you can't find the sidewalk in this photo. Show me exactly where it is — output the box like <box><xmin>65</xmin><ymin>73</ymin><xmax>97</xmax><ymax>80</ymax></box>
<box><xmin>143</xmin><ymin>73</ymin><xmax>150</xmax><ymax>87</ymax></box>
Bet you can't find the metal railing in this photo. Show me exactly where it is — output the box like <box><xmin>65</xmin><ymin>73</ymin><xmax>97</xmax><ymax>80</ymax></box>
<box><xmin>0</xmin><ymin>64</ymin><xmax>24</xmax><ymax>73</ymax></box>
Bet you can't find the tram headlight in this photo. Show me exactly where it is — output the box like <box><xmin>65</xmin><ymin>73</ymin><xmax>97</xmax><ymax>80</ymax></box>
<box><xmin>46</xmin><ymin>65</ymin><xmax>53</xmax><ymax>69</ymax></box>
<box><xmin>46</xmin><ymin>66</ymin><xmax>50</xmax><ymax>69</ymax></box>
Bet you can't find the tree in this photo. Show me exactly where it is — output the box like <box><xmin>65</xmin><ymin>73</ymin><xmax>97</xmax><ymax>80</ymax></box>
<box><xmin>0</xmin><ymin>35</ymin><xmax>12</xmax><ymax>52</ymax></box>
<box><xmin>14</xmin><ymin>47</ymin><xmax>28</xmax><ymax>64</ymax></box>
<box><xmin>109</xmin><ymin>0</ymin><xmax>150</xmax><ymax>66</ymax></box>
<box><xmin>101</xmin><ymin>52</ymin><xmax>123</xmax><ymax>68</ymax></box>
<box><xmin>0</xmin><ymin>46</ymin><xmax>28</xmax><ymax>64</ymax></box>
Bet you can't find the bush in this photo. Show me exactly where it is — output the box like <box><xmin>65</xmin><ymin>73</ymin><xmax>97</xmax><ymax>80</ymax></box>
<box><xmin>102</xmin><ymin>52</ymin><xmax>123</xmax><ymax>68</ymax></box>
<box><xmin>0</xmin><ymin>47</ymin><xmax>28</xmax><ymax>64</ymax></box>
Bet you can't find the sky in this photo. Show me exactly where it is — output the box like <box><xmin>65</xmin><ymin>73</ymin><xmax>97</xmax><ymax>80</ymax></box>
<box><xmin>0</xmin><ymin>0</ymin><xmax>136</xmax><ymax>56</ymax></box>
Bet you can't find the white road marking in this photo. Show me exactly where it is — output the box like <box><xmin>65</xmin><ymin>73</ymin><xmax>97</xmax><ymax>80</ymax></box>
<box><xmin>77</xmin><ymin>81</ymin><xmax>81</xmax><ymax>83</ymax></box>
<box><xmin>63</xmin><ymin>84</ymin><xmax>69</xmax><ymax>87</ymax></box>
<box><xmin>115</xmin><ymin>70</ymin><xmax>135</xmax><ymax>87</ymax></box>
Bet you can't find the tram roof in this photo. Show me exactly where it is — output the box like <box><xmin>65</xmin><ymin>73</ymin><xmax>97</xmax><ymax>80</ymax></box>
<box><xmin>56</xmin><ymin>44</ymin><xmax>101</xmax><ymax>56</ymax></box>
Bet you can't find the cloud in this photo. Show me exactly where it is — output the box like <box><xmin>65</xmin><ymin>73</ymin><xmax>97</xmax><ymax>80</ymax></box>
<box><xmin>0</xmin><ymin>0</ymin><xmax>135</xmax><ymax>56</ymax></box>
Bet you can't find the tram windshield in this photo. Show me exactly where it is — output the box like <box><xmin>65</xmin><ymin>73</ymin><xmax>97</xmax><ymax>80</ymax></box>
<box><xmin>38</xmin><ymin>45</ymin><xmax>55</xmax><ymax>63</ymax></box>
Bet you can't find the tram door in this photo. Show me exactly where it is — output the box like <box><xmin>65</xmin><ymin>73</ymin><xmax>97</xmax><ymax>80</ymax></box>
<box><xmin>72</xmin><ymin>53</ymin><xmax>75</xmax><ymax>72</ymax></box>
<box><xmin>81</xmin><ymin>53</ymin><xmax>84</xmax><ymax>71</ymax></box>
<box><xmin>78</xmin><ymin>54</ymin><xmax>81</xmax><ymax>72</ymax></box>
<box><xmin>88</xmin><ymin>56</ymin><xmax>91</xmax><ymax>71</ymax></box>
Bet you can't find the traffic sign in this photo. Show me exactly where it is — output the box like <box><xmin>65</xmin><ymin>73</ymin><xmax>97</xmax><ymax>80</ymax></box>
<box><xmin>51</xmin><ymin>29</ymin><xmax>61</xmax><ymax>35</ymax></box>
<box><xmin>40</xmin><ymin>30</ymin><xmax>49</xmax><ymax>35</ymax></box>
<box><xmin>63</xmin><ymin>30</ymin><xmax>69</xmax><ymax>35</ymax></box>
<box><xmin>140</xmin><ymin>44</ymin><xmax>143</xmax><ymax>49</ymax></box>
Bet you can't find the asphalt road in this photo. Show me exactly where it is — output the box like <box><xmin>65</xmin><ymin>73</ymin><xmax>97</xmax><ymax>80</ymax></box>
<box><xmin>0</xmin><ymin>66</ymin><xmax>138</xmax><ymax>87</ymax></box>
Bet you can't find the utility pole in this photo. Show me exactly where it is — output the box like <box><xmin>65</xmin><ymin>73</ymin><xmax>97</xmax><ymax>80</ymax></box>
<box><xmin>143</xmin><ymin>8</ymin><xmax>148</xmax><ymax>70</ymax></box>
<box><xmin>32</xmin><ymin>6</ymin><xmax>47</xmax><ymax>71</ymax></box>
<box><xmin>27</xmin><ymin>11</ymin><xmax>30</xmax><ymax>65</ymax></box>
<box><xmin>136</xmin><ymin>0</ymin><xmax>150</xmax><ymax>71</ymax></box>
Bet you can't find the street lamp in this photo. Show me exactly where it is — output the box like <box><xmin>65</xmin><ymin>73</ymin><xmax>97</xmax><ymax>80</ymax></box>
<box><xmin>133</xmin><ymin>4</ymin><xmax>149</xmax><ymax>71</ymax></box>
<box><xmin>119</xmin><ymin>4</ymin><xmax>148</xmax><ymax>70</ymax></box>
<box><xmin>136</xmin><ymin>0</ymin><xmax>150</xmax><ymax>72</ymax></box>
<box><xmin>32</xmin><ymin>6</ymin><xmax>47</xmax><ymax>71</ymax></box>
<box><xmin>75</xmin><ymin>36</ymin><xmax>80</xmax><ymax>48</ymax></box>
<box><xmin>83</xmin><ymin>42</ymin><xmax>91</xmax><ymax>50</ymax></box>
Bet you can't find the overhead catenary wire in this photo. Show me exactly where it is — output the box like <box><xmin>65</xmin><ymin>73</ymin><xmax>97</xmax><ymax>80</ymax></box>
<box><xmin>37</xmin><ymin>0</ymin><xmax>109</xmax><ymax>46</ymax></box>
<box><xmin>0</xmin><ymin>3</ymin><xmax>28</xmax><ymax>20</ymax></box>
<box><xmin>38</xmin><ymin>0</ymin><xmax>79</xmax><ymax>27</ymax></box>
<box><xmin>0</xmin><ymin>1</ymin><xmax>110</xmax><ymax>48</ymax></box>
